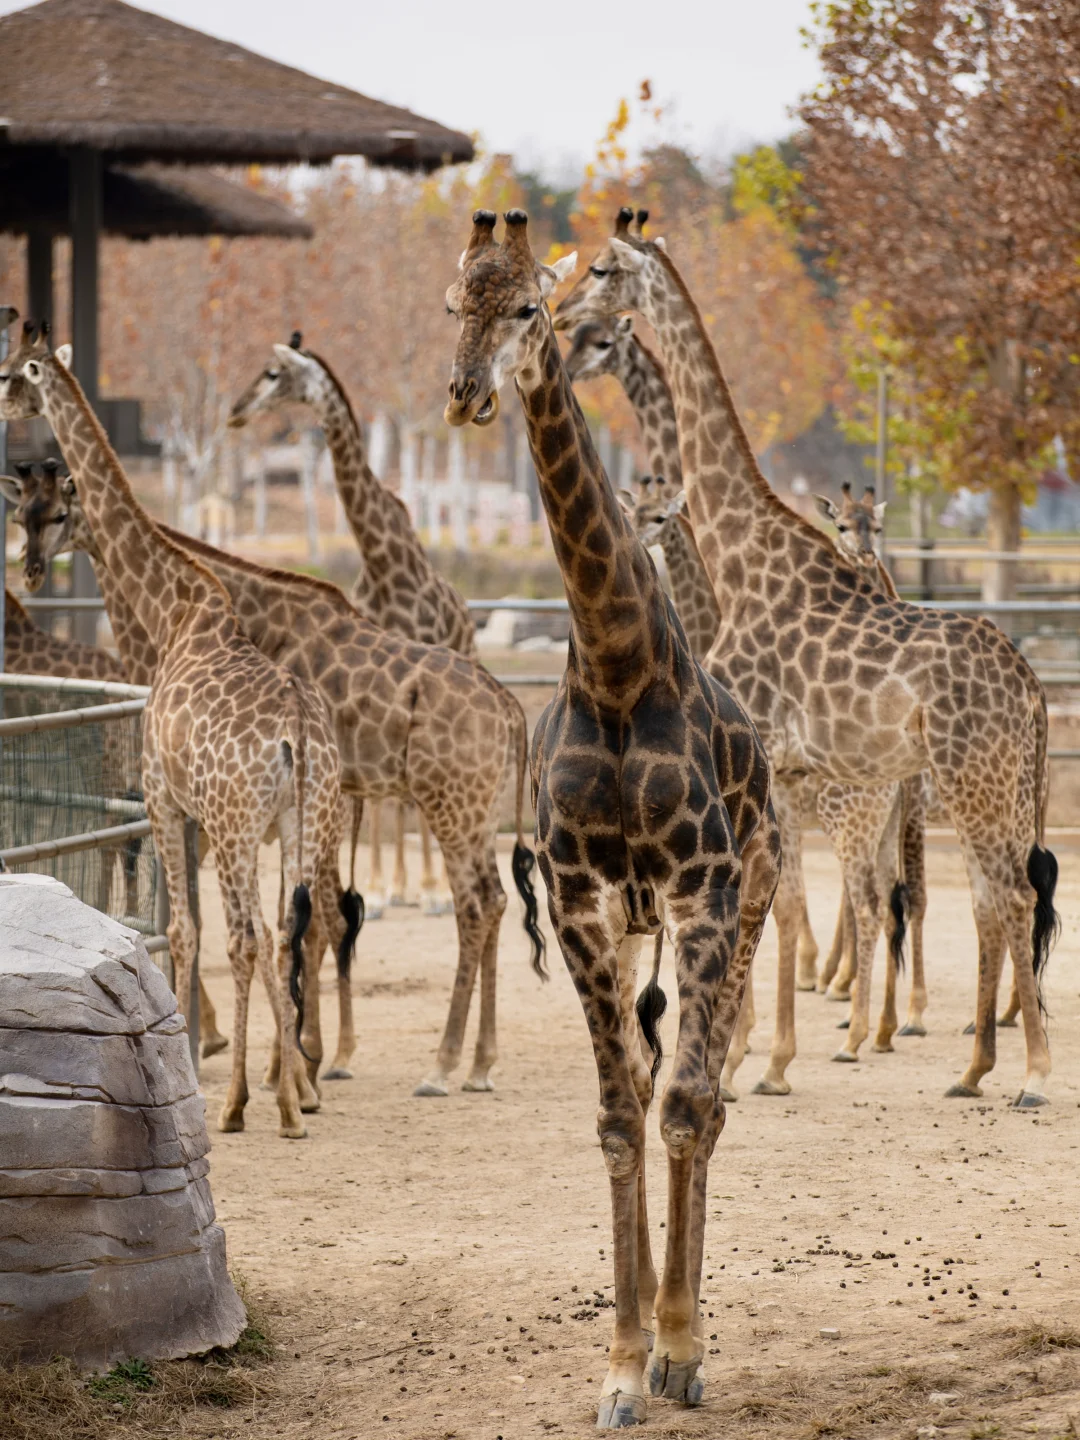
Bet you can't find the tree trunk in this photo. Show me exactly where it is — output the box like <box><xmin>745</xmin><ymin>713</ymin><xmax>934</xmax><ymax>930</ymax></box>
<box><xmin>984</xmin><ymin>483</ymin><xmax>1021</xmax><ymax>606</ymax></box>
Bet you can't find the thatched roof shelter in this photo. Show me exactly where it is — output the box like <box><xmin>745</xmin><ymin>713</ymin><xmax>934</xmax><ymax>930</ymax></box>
<box><xmin>0</xmin><ymin>0</ymin><xmax>475</xmax><ymax>646</ymax></box>
<box><xmin>0</xmin><ymin>0</ymin><xmax>473</xmax><ymax>170</ymax></box>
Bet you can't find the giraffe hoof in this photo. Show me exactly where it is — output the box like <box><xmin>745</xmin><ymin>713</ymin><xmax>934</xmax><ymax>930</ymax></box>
<box><xmin>388</xmin><ymin>892</ymin><xmax>409</xmax><ymax>907</ymax></box>
<box><xmin>201</xmin><ymin>1034</ymin><xmax>229</xmax><ymax>1059</ymax></box>
<box><xmin>321</xmin><ymin>1067</ymin><xmax>354</xmax><ymax>1081</ymax></box>
<box><xmin>299</xmin><ymin>1096</ymin><xmax>321</xmax><ymax>1114</ymax></box>
<box><xmin>897</xmin><ymin>1022</ymin><xmax>927</xmax><ymax>1037</ymax></box>
<box><xmin>596</xmin><ymin>1391</ymin><xmax>647</xmax><ymax>1428</ymax></box>
<box><xmin>826</xmin><ymin>987</ymin><xmax>852</xmax><ymax>1003</ymax></box>
<box><xmin>217</xmin><ymin>1110</ymin><xmax>245</xmax><ymax>1133</ymax></box>
<box><xmin>751</xmin><ymin>1077</ymin><xmax>791</xmax><ymax>1096</ymax></box>
<box><xmin>836</xmin><ymin>1017</ymin><xmax>851</xmax><ymax>1030</ymax></box>
<box><xmin>462</xmin><ymin>1076</ymin><xmax>495</xmax><ymax>1093</ymax></box>
<box><xmin>997</xmin><ymin>1015</ymin><xmax>1019</xmax><ymax>1028</ymax></box>
<box><xmin>831</xmin><ymin>1049</ymin><xmax>858</xmax><ymax>1064</ymax></box>
<box><xmin>278</xmin><ymin>1123</ymin><xmax>308</xmax><ymax>1140</ymax></box>
<box><xmin>796</xmin><ymin>978</ymin><xmax>818</xmax><ymax>993</ymax></box>
<box><xmin>872</xmin><ymin>1041</ymin><xmax>894</xmax><ymax>1054</ymax></box>
<box><xmin>717</xmin><ymin>1085</ymin><xmax>738</xmax><ymax>1103</ymax></box>
<box><xmin>365</xmin><ymin>904</ymin><xmax>384</xmax><ymax>921</ymax></box>
<box><xmin>648</xmin><ymin>1355</ymin><xmax>704</xmax><ymax>1405</ymax></box>
<box><xmin>962</xmin><ymin>1021</ymin><xmax>976</xmax><ymax>1036</ymax></box>
<box><xmin>1011</xmin><ymin>1090</ymin><xmax>1048</xmax><ymax>1109</ymax></box>
<box><xmin>413</xmin><ymin>1078</ymin><xmax>449</xmax><ymax>1097</ymax></box>
<box><xmin>945</xmin><ymin>1082</ymin><xmax>981</xmax><ymax>1098</ymax></box>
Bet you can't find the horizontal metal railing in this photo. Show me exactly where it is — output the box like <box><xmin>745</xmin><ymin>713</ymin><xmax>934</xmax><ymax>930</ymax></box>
<box><xmin>0</xmin><ymin>673</ymin><xmax>151</xmax><ymax>699</ymax></box>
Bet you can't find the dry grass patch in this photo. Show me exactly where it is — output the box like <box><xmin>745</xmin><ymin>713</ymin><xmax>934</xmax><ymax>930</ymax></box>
<box><xmin>1007</xmin><ymin>1320</ymin><xmax>1080</xmax><ymax>1357</ymax></box>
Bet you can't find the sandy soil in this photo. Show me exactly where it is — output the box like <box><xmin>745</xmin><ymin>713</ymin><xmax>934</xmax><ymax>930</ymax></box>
<box><xmin>178</xmin><ymin>834</ymin><xmax>1080</xmax><ymax>1440</ymax></box>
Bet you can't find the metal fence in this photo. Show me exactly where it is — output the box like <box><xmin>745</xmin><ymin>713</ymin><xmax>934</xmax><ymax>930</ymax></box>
<box><xmin>0</xmin><ymin>674</ymin><xmax>166</xmax><ymax>949</ymax></box>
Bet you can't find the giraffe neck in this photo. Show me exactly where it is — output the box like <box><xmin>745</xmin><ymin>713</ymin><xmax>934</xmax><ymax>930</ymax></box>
<box><xmin>639</xmin><ymin>251</ymin><xmax>856</xmax><ymax>614</ymax></box>
<box><xmin>35</xmin><ymin>364</ymin><xmax>233</xmax><ymax>652</ymax></box>
<box><xmin>310</xmin><ymin>360</ymin><xmax>431</xmax><ymax>590</ymax></box>
<box><xmin>3</xmin><ymin>588</ymin><xmax>126</xmax><ymax>681</ymax></box>
<box><xmin>615</xmin><ymin>336</ymin><xmax>682</xmax><ymax>487</ymax></box>
<box><xmin>91</xmin><ymin>559</ymin><xmax>158</xmax><ymax>686</ymax></box>
<box><xmin>517</xmin><ymin>322</ymin><xmax>671</xmax><ymax>706</ymax></box>
<box><xmin>657</xmin><ymin>520</ymin><xmax>721</xmax><ymax>660</ymax></box>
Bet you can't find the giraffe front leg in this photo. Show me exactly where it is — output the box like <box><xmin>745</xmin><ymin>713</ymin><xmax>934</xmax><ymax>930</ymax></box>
<box><xmin>198</xmin><ymin>977</ymin><xmax>230</xmax><ymax>1059</ymax></box>
<box><xmin>389</xmin><ymin>801</ymin><xmax>408</xmax><ymax>905</ymax></box>
<box><xmin>650</xmin><ymin>884</ymin><xmax>741</xmax><ymax>1408</ymax></box>
<box><xmin>718</xmin><ymin>967</ymin><xmax>753</xmax><ymax>1101</ymax></box>
<box><xmin>462</xmin><ymin>851</ymin><xmax>506</xmax><ymax>1092</ymax></box>
<box><xmin>826</xmin><ymin>890</ymin><xmax>856</xmax><ymax>1001</ymax></box>
<box><xmin>415</xmin><ymin>849</ymin><xmax>484</xmax><ymax>1096</ymax></box>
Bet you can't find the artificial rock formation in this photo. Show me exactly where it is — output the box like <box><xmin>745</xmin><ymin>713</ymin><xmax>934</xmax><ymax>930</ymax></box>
<box><xmin>0</xmin><ymin>873</ymin><xmax>244</xmax><ymax>1366</ymax></box>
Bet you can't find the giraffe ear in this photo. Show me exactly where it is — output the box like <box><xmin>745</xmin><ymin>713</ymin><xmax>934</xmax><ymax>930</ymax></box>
<box><xmin>617</xmin><ymin>488</ymin><xmax>635</xmax><ymax>515</ymax></box>
<box><xmin>652</xmin><ymin>236</ymin><xmax>667</xmax><ymax>252</ymax></box>
<box><xmin>610</xmin><ymin>238</ymin><xmax>645</xmax><ymax>272</ymax></box>
<box><xmin>272</xmin><ymin>343</ymin><xmax>312</xmax><ymax>371</ymax></box>
<box><xmin>61</xmin><ymin>474</ymin><xmax>78</xmax><ymax>503</ymax></box>
<box><xmin>814</xmin><ymin>494</ymin><xmax>839</xmax><ymax>522</ymax></box>
<box><xmin>873</xmin><ymin>501</ymin><xmax>888</xmax><ymax>523</ymax></box>
<box><xmin>666</xmin><ymin>491</ymin><xmax>688</xmax><ymax>518</ymax></box>
<box><xmin>538</xmin><ymin>252</ymin><xmax>578</xmax><ymax>297</ymax></box>
<box><xmin>55</xmin><ymin>343</ymin><xmax>73</xmax><ymax>368</ymax></box>
<box><xmin>0</xmin><ymin>474</ymin><xmax>23</xmax><ymax>506</ymax></box>
<box><xmin>615</xmin><ymin>315</ymin><xmax>634</xmax><ymax>336</ymax></box>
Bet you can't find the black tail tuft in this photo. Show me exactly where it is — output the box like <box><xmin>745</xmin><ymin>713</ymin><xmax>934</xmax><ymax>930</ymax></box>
<box><xmin>337</xmin><ymin>888</ymin><xmax>364</xmax><ymax>982</ymax></box>
<box><xmin>1028</xmin><ymin>844</ymin><xmax>1060</xmax><ymax>1009</ymax></box>
<box><xmin>288</xmin><ymin>883</ymin><xmax>314</xmax><ymax>1059</ymax></box>
<box><xmin>888</xmin><ymin>880</ymin><xmax>910</xmax><ymax>975</ymax></box>
<box><xmin>636</xmin><ymin>973</ymin><xmax>669</xmax><ymax>1084</ymax></box>
<box><xmin>512</xmin><ymin>842</ymin><xmax>547</xmax><ymax>980</ymax></box>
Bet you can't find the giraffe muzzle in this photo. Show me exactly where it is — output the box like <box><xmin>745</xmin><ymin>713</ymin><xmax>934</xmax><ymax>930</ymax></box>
<box><xmin>444</xmin><ymin>379</ymin><xmax>499</xmax><ymax>428</ymax></box>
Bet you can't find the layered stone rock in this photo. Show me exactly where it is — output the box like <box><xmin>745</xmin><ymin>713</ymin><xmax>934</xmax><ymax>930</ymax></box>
<box><xmin>0</xmin><ymin>873</ymin><xmax>245</xmax><ymax>1366</ymax></box>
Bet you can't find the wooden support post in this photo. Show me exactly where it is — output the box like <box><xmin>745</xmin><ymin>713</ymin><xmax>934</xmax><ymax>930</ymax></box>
<box><xmin>69</xmin><ymin>148</ymin><xmax>103</xmax><ymax>645</ymax></box>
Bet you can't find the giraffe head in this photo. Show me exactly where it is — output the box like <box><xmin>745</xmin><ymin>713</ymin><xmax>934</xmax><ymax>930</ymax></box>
<box><xmin>552</xmin><ymin>207</ymin><xmax>659</xmax><ymax>333</ymax></box>
<box><xmin>622</xmin><ymin>475</ymin><xmax>685</xmax><ymax>549</ymax></box>
<box><xmin>0</xmin><ymin>319</ymin><xmax>49</xmax><ymax>422</ymax></box>
<box><xmin>814</xmin><ymin>482</ymin><xmax>886</xmax><ymax>568</ymax></box>
<box><xmin>0</xmin><ymin>458</ymin><xmax>97</xmax><ymax>591</ymax></box>
<box><xmin>444</xmin><ymin>210</ymin><xmax>578</xmax><ymax>428</ymax></box>
<box><xmin>563</xmin><ymin>315</ymin><xmax>636</xmax><ymax>384</ymax></box>
<box><xmin>228</xmin><ymin>331</ymin><xmax>330</xmax><ymax>428</ymax></box>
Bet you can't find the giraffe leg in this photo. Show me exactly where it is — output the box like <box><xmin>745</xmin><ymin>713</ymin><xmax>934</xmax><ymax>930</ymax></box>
<box><xmin>826</xmin><ymin>891</ymin><xmax>857</xmax><ymax>1001</ymax></box>
<box><xmin>797</xmin><ymin>898</ymin><xmax>820</xmax><ymax>992</ymax></box>
<box><xmin>754</xmin><ymin>788</ymin><xmax>802</xmax><ymax>1095</ymax></box>
<box><xmin>198</xmin><ymin>977</ymin><xmax>229</xmax><ymax>1059</ymax></box>
<box><xmin>830</xmin><ymin>787</ymin><xmax>899</xmax><ymax>1061</ymax></box>
<box><xmin>151</xmin><ymin>801</ymin><xmax>198</xmax><ymax>1029</ymax></box>
<box><xmin>816</xmin><ymin>890</ymin><xmax>845</xmax><ymax>993</ymax></box>
<box><xmin>320</xmin><ymin>867</ymin><xmax>361</xmax><ymax>1081</ymax></box>
<box><xmin>616</xmin><ymin>936</ymin><xmax>659</xmax><ymax>1344</ymax></box>
<box><xmin>462</xmin><ymin>847</ymin><xmax>507</xmax><ymax>1092</ymax></box>
<box><xmin>366</xmin><ymin>802</ymin><xmax>386</xmax><ymax>919</ymax></box>
<box><xmin>215</xmin><ymin>877</ymin><xmax>259</xmax><ymax>1134</ymax></box>
<box><xmin>686</xmin><ymin>819</ymin><xmax>779</xmax><ymax>1397</ymax></box>
<box><xmin>947</xmin><ymin>840</ymin><xmax>1008</xmax><ymax>1098</ymax></box>
<box><xmin>557</xmin><ymin>916</ymin><xmax>648</xmax><ymax>1430</ymax></box>
<box><xmin>875</xmin><ymin>901</ymin><xmax>901</xmax><ymax>1052</ymax></box>
<box><xmin>998</xmin><ymin>980</ymin><xmax>1022</xmax><ymax>1027</ymax></box>
<box><xmin>897</xmin><ymin>788</ymin><xmax>930</xmax><ymax>1037</ymax></box>
<box><xmin>296</xmin><ymin>910</ymin><xmax>326</xmax><ymax>1099</ymax></box>
<box><xmin>719</xmin><ymin>963</ymin><xmax>754</xmax><ymax>1101</ymax></box>
<box><xmin>649</xmin><ymin>880</ymin><xmax>742</xmax><ymax>1406</ymax></box>
<box><xmin>389</xmin><ymin>801</ymin><xmax>408</xmax><ymax>905</ymax></box>
<box><xmin>414</xmin><ymin>846</ymin><xmax>487</xmax><ymax>1096</ymax></box>
<box><xmin>418</xmin><ymin>815</ymin><xmax>443</xmax><ymax>916</ymax></box>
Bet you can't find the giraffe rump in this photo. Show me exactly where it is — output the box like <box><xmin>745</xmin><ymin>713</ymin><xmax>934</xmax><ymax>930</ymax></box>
<box><xmin>888</xmin><ymin>880</ymin><xmax>910</xmax><ymax>976</ymax></box>
<box><xmin>512</xmin><ymin>842</ymin><xmax>547</xmax><ymax>979</ymax></box>
<box><xmin>288</xmin><ymin>882</ymin><xmax>315</xmax><ymax>1058</ymax></box>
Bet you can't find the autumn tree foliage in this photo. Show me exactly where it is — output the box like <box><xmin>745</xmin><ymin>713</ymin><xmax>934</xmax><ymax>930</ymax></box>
<box><xmin>800</xmin><ymin>0</ymin><xmax>1080</xmax><ymax>596</ymax></box>
<box><xmin>565</xmin><ymin>87</ymin><xmax>842</xmax><ymax>463</ymax></box>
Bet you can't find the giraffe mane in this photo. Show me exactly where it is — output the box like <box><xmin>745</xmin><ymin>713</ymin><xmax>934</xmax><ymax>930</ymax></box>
<box><xmin>161</xmin><ymin>524</ymin><xmax>366</xmax><ymax>614</ymax></box>
<box><xmin>50</xmin><ymin>361</ymin><xmax>232</xmax><ymax>606</ymax></box>
<box><xmin>4</xmin><ymin>588</ymin><xmax>31</xmax><ymax>621</ymax></box>
<box><xmin>303</xmin><ymin>349</ymin><xmax>362</xmax><ymax>437</ymax></box>
<box><xmin>649</xmin><ymin>247</ymin><xmax>867</xmax><ymax>582</ymax></box>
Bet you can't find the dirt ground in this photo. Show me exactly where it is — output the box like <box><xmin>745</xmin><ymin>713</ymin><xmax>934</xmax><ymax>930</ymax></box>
<box><xmin>164</xmin><ymin>834</ymin><xmax>1080</xmax><ymax>1439</ymax></box>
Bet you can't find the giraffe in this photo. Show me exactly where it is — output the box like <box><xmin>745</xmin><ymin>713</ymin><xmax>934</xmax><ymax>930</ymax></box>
<box><xmin>814</xmin><ymin>482</ymin><xmax>887</xmax><ymax>571</ymax></box>
<box><xmin>566</xmin><ymin>315</ymin><xmax>933</xmax><ymax>1062</ymax></box>
<box><xmin>555</xmin><ymin>209</ymin><xmax>1058</xmax><ymax>1107</ymax></box>
<box><xmin>0</xmin><ymin>332</ymin><xmax>344</xmax><ymax>1140</ymax></box>
<box><xmin>229</xmin><ymin>334</ymin><xmax>476</xmax><ymax>915</ymax></box>
<box><xmin>445</xmin><ymin>208</ymin><xmax>781</xmax><ymax>1428</ymax></box>
<box><xmin>1</xmin><ymin>461</ymin><xmax>233</xmax><ymax>1063</ymax></box>
<box><xmin>6</xmin><ymin>453</ymin><xmax>545</xmax><ymax>1101</ymax></box>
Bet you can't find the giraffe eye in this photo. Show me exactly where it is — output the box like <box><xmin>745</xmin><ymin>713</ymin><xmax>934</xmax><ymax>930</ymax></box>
<box><xmin>589</xmin><ymin>266</ymin><xmax>609</xmax><ymax>278</ymax></box>
<box><xmin>595</xmin><ymin>340</ymin><xmax>613</xmax><ymax>350</ymax></box>
<box><xmin>265</xmin><ymin>368</ymin><xmax>280</xmax><ymax>380</ymax></box>
<box><xmin>517</xmin><ymin>304</ymin><xmax>538</xmax><ymax>320</ymax></box>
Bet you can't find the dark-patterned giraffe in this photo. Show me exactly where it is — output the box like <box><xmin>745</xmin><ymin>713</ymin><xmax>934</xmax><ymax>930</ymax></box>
<box><xmin>556</xmin><ymin>210</ymin><xmax>1058</xmax><ymax>1107</ymax></box>
<box><xmin>445</xmin><ymin>208</ymin><xmax>781</xmax><ymax>1428</ymax></box>
<box><xmin>230</xmin><ymin>335</ymin><xmax>475</xmax><ymax>914</ymax></box>
<box><xmin>1</xmin><ymin>332</ymin><xmax>343</xmax><ymax>1140</ymax></box>
<box><xmin>6</xmin><ymin>455</ymin><xmax>545</xmax><ymax>1101</ymax></box>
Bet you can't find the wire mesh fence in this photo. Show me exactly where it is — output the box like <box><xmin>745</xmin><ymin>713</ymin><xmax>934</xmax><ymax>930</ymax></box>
<box><xmin>0</xmin><ymin>678</ymin><xmax>160</xmax><ymax>938</ymax></box>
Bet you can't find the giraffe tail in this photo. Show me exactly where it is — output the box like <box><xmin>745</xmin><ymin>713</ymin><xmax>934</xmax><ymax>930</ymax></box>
<box><xmin>507</xmin><ymin>693</ymin><xmax>546</xmax><ymax>979</ymax></box>
<box><xmin>283</xmin><ymin>677</ymin><xmax>315</xmax><ymax>1058</ymax></box>
<box><xmin>1026</xmin><ymin>679</ymin><xmax>1059</xmax><ymax>1003</ymax></box>
<box><xmin>636</xmin><ymin>932</ymin><xmax>668</xmax><ymax>1084</ymax></box>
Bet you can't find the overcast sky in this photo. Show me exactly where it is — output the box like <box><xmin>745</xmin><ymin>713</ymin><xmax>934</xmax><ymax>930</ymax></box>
<box><xmin>2</xmin><ymin>0</ymin><xmax>821</xmax><ymax>175</ymax></box>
